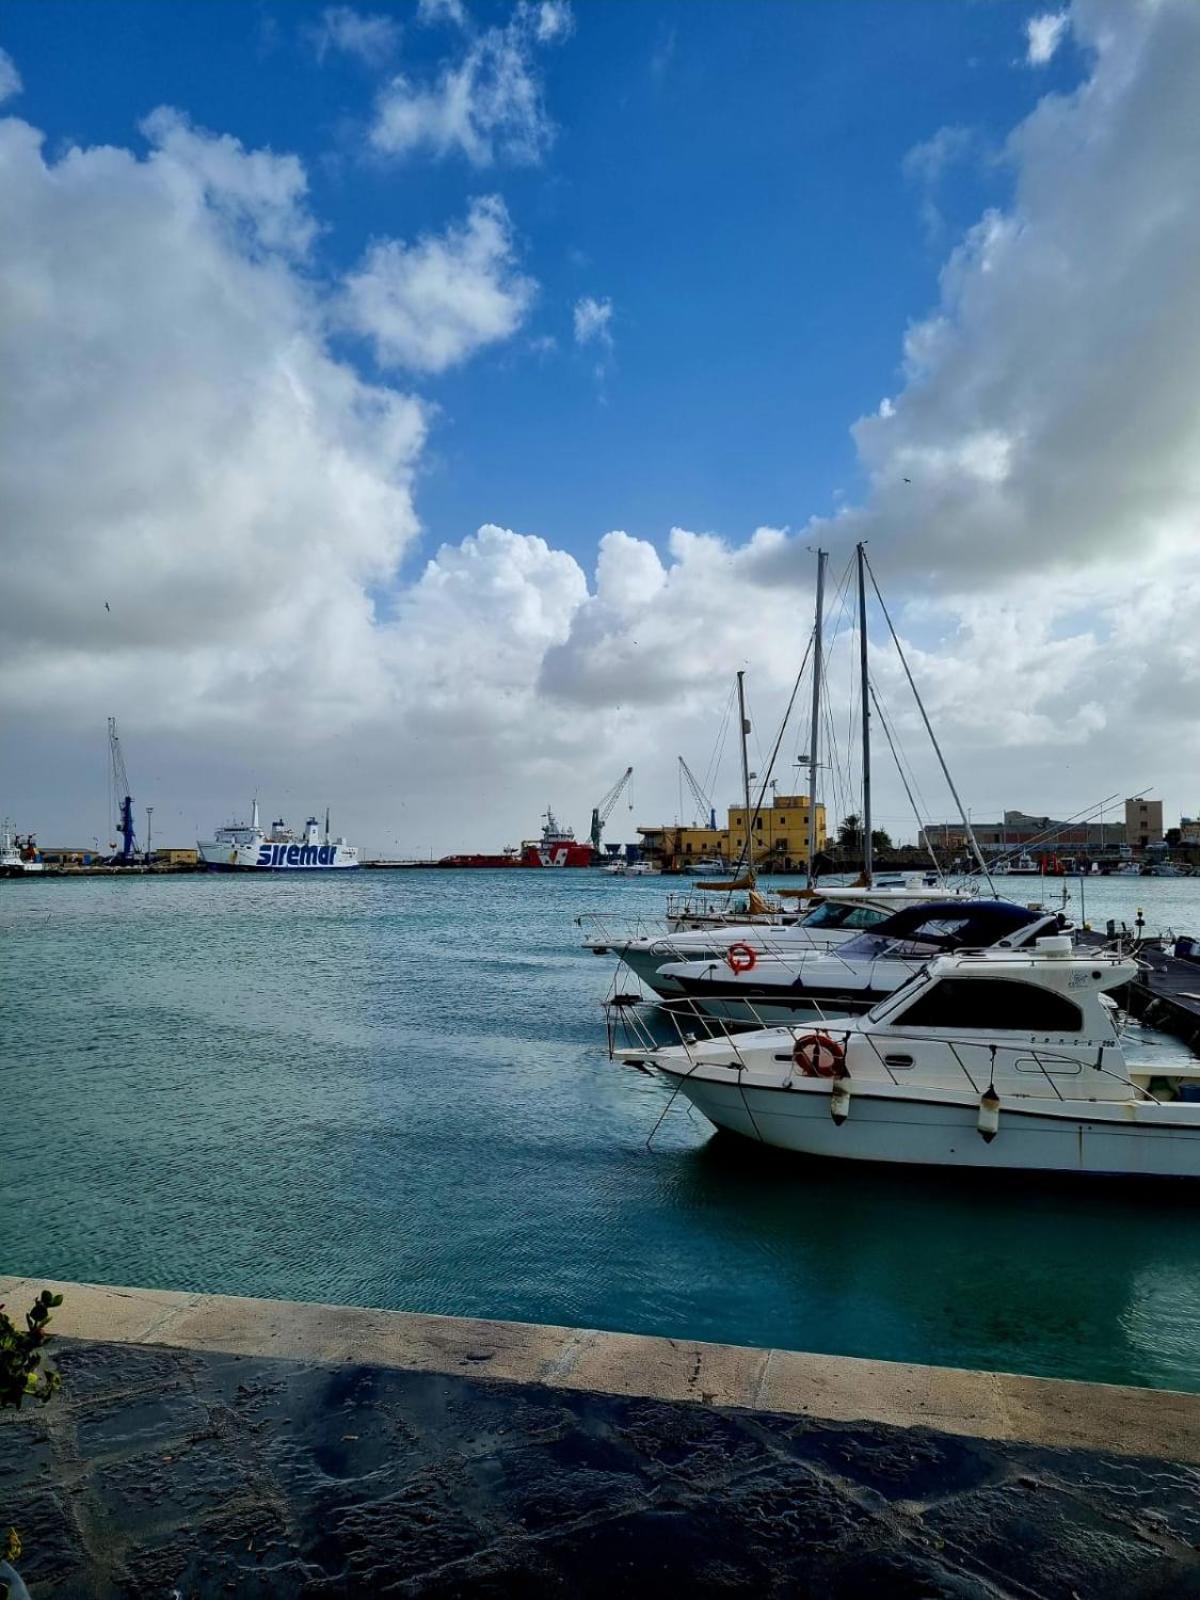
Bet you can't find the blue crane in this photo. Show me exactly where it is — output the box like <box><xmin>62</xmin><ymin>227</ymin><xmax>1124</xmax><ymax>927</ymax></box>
<box><xmin>107</xmin><ymin>716</ymin><xmax>137</xmax><ymax>864</ymax></box>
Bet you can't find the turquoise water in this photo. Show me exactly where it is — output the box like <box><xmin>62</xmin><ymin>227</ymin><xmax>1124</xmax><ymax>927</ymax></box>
<box><xmin>4</xmin><ymin>869</ymin><xmax>1200</xmax><ymax>1392</ymax></box>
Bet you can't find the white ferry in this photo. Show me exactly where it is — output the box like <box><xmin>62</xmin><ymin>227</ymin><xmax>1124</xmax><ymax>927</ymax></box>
<box><xmin>197</xmin><ymin>801</ymin><xmax>359</xmax><ymax>872</ymax></box>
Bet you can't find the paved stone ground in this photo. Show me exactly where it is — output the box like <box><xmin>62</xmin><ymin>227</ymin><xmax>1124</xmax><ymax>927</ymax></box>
<box><xmin>3</xmin><ymin>1337</ymin><xmax>1200</xmax><ymax>1598</ymax></box>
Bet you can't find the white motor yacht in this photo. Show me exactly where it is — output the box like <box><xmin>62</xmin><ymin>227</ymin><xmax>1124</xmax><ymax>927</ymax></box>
<box><xmin>603</xmin><ymin>887</ymin><xmax>984</xmax><ymax>998</ymax></box>
<box><xmin>615</xmin><ymin>939</ymin><xmax>1200</xmax><ymax>1178</ymax></box>
<box><xmin>653</xmin><ymin>899</ymin><xmax>1064</xmax><ymax>1024</ymax></box>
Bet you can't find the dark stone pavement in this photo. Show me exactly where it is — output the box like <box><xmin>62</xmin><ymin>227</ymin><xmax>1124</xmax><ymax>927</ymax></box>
<box><xmin>2</xmin><ymin>1337</ymin><xmax>1199</xmax><ymax>1597</ymax></box>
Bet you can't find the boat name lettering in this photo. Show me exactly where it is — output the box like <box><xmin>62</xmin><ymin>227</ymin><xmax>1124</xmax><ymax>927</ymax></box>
<box><xmin>255</xmin><ymin>844</ymin><xmax>339</xmax><ymax>867</ymax></box>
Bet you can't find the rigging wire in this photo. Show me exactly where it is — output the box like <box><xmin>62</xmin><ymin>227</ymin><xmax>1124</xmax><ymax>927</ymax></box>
<box><xmin>862</xmin><ymin>549</ymin><xmax>994</xmax><ymax>891</ymax></box>
<box><xmin>869</xmin><ymin>683</ymin><xmax>945</xmax><ymax>880</ymax></box>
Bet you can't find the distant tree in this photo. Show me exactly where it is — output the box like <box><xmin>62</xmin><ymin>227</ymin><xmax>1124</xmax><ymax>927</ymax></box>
<box><xmin>836</xmin><ymin>815</ymin><xmax>893</xmax><ymax>855</ymax></box>
<box><xmin>837</xmin><ymin>814</ymin><xmax>862</xmax><ymax>852</ymax></box>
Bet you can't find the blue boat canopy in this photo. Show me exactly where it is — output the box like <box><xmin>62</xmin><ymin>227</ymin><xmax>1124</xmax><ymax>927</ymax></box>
<box><xmin>838</xmin><ymin>900</ymin><xmax>1051</xmax><ymax>962</ymax></box>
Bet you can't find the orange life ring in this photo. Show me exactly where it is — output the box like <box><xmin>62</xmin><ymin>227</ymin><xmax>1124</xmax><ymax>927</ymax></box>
<box><xmin>792</xmin><ymin>1032</ymin><xmax>846</xmax><ymax>1079</ymax></box>
<box><xmin>726</xmin><ymin>941</ymin><xmax>757</xmax><ymax>974</ymax></box>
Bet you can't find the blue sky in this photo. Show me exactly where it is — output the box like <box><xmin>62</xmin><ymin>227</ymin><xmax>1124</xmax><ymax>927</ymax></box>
<box><xmin>3</xmin><ymin>0</ymin><xmax>1074</xmax><ymax>567</ymax></box>
<box><xmin>3</xmin><ymin>0</ymin><xmax>1199</xmax><ymax>852</ymax></box>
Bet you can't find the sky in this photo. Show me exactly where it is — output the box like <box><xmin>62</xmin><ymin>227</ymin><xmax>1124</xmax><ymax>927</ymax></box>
<box><xmin>1</xmin><ymin>0</ymin><xmax>1199</xmax><ymax>855</ymax></box>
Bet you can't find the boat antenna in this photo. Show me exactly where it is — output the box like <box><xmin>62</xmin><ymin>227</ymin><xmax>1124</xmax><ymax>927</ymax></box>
<box><xmin>736</xmin><ymin>670</ymin><xmax>753</xmax><ymax>882</ymax></box>
<box><xmin>806</xmin><ymin>549</ymin><xmax>827</xmax><ymax>890</ymax></box>
<box><xmin>325</xmin><ymin>805</ymin><xmax>331</xmax><ymax>843</ymax></box>
<box><xmin>856</xmin><ymin>543</ymin><xmax>872</xmax><ymax>886</ymax></box>
<box><xmin>862</xmin><ymin>548</ymin><xmax>995</xmax><ymax>892</ymax></box>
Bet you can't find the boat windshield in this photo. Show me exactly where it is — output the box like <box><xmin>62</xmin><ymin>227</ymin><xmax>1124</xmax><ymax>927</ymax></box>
<box><xmin>800</xmin><ymin>901</ymin><xmax>891</xmax><ymax>931</ymax></box>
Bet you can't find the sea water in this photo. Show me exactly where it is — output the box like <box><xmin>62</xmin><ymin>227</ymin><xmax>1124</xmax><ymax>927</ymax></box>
<box><xmin>3</xmin><ymin>868</ymin><xmax>1200</xmax><ymax>1391</ymax></box>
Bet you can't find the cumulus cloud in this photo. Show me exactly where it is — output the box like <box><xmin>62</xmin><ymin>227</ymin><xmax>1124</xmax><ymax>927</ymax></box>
<box><xmin>340</xmin><ymin>195</ymin><xmax>535</xmax><ymax>373</ymax></box>
<box><xmin>572</xmin><ymin>294</ymin><xmax>612</xmax><ymax>348</ymax></box>
<box><xmin>540</xmin><ymin>527</ymin><xmax>801</xmax><ymax>710</ymax></box>
<box><xmin>821</xmin><ymin>0</ymin><xmax>1200</xmax><ymax>590</ymax></box>
<box><xmin>1026</xmin><ymin>11</ymin><xmax>1069</xmax><ymax>65</ymax></box>
<box><xmin>0</xmin><ymin>45</ymin><xmax>21</xmax><ymax>104</ymax></box>
<box><xmin>309</xmin><ymin>6</ymin><xmax>401</xmax><ymax>66</ymax></box>
<box><xmin>0</xmin><ymin>107</ymin><xmax>426</xmax><ymax>735</ymax></box>
<box><xmin>370</xmin><ymin>1</ymin><xmax>571</xmax><ymax>165</ymax></box>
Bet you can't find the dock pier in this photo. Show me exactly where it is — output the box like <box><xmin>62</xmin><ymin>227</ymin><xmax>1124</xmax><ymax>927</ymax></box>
<box><xmin>3</xmin><ymin>1276</ymin><xmax>1200</xmax><ymax>1596</ymax></box>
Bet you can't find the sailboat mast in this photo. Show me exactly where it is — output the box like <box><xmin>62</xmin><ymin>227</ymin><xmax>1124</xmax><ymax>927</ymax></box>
<box><xmin>736</xmin><ymin>670</ymin><xmax>752</xmax><ymax>874</ymax></box>
<box><xmin>806</xmin><ymin>550</ymin><xmax>827</xmax><ymax>888</ymax></box>
<box><xmin>857</xmin><ymin>542</ymin><xmax>873</xmax><ymax>885</ymax></box>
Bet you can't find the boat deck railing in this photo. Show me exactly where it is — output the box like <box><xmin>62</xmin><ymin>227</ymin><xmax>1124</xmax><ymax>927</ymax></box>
<box><xmin>605</xmin><ymin>989</ymin><xmax>1164</xmax><ymax>1106</ymax></box>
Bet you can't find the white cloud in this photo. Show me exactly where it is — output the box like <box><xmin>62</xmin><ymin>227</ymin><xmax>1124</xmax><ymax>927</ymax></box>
<box><xmin>1026</xmin><ymin>11</ymin><xmax>1069</xmax><ymax>65</ymax></box>
<box><xmin>902</xmin><ymin>124</ymin><xmax>974</xmax><ymax>188</ymax></box>
<box><xmin>0</xmin><ymin>107</ymin><xmax>426</xmax><ymax>738</ymax></box>
<box><xmin>572</xmin><ymin>294</ymin><xmax>612</xmax><ymax>347</ymax></box>
<box><xmin>417</xmin><ymin>0</ymin><xmax>467</xmax><ymax>27</ymax></box>
<box><xmin>0</xmin><ymin>46</ymin><xmax>21</xmax><ymax>104</ymax></box>
<box><xmin>140</xmin><ymin>107</ymin><xmax>318</xmax><ymax>256</ymax></box>
<box><xmin>534</xmin><ymin>2</ymin><xmax>574</xmax><ymax>43</ymax></box>
<box><xmin>340</xmin><ymin>195</ymin><xmax>535</xmax><ymax>373</ymax></box>
<box><xmin>823</xmin><ymin>0</ymin><xmax>1200</xmax><ymax>588</ymax></box>
<box><xmin>309</xmin><ymin>6</ymin><xmax>401</xmax><ymax>66</ymax></box>
<box><xmin>370</xmin><ymin>1</ymin><xmax>571</xmax><ymax>166</ymax></box>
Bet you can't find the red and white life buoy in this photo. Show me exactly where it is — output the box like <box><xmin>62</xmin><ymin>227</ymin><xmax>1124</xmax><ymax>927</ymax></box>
<box><xmin>791</xmin><ymin>1032</ymin><xmax>846</xmax><ymax>1079</ymax></box>
<box><xmin>726</xmin><ymin>942</ymin><xmax>757</xmax><ymax>974</ymax></box>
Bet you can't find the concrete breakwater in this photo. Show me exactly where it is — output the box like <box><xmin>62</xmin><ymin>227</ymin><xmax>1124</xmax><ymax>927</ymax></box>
<box><xmin>3</xmin><ymin>1276</ymin><xmax>1199</xmax><ymax>1595</ymax></box>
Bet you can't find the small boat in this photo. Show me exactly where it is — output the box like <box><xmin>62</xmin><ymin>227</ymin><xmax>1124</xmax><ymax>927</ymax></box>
<box><xmin>0</xmin><ymin>820</ymin><xmax>45</xmax><ymax>875</ymax></box>
<box><xmin>993</xmin><ymin>851</ymin><xmax>1041</xmax><ymax>876</ymax></box>
<box><xmin>690</xmin><ymin>858</ymin><xmax>731</xmax><ymax>877</ymax></box>
<box><xmin>616</xmin><ymin>939</ymin><xmax>1200</xmax><ymax>1178</ymax></box>
<box><xmin>603</xmin><ymin>858</ymin><xmax>660</xmax><ymax>879</ymax></box>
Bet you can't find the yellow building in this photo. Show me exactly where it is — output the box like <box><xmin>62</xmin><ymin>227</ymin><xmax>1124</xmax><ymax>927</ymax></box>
<box><xmin>637</xmin><ymin>793</ymin><xmax>826</xmax><ymax>871</ymax></box>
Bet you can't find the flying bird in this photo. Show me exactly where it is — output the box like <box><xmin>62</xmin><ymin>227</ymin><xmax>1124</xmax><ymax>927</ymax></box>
<box><xmin>104</xmin><ymin>600</ymin><xmax>111</xmax><ymax>611</ymax></box>
<box><xmin>903</xmin><ymin>477</ymin><xmax>911</xmax><ymax>484</ymax></box>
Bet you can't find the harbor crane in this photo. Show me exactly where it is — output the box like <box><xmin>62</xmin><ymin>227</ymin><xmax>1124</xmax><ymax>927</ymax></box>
<box><xmin>589</xmin><ymin>766</ymin><xmax>633</xmax><ymax>855</ymax></box>
<box><xmin>678</xmin><ymin>756</ymin><xmax>717</xmax><ymax>830</ymax></box>
<box><xmin>107</xmin><ymin>716</ymin><xmax>137</xmax><ymax>864</ymax></box>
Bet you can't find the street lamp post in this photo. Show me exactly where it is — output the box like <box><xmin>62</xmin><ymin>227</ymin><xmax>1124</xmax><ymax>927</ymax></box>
<box><xmin>146</xmin><ymin>806</ymin><xmax>154</xmax><ymax>866</ymax></box>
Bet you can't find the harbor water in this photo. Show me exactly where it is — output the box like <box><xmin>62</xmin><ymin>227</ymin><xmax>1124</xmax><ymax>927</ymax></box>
<box><xmin>3</xmin><ymin>869</ymin><xmax>1200</xmax><ymax>1392</ymax></box>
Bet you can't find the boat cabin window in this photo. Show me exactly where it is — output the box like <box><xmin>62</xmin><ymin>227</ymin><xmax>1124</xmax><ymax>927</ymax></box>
<box><xmin>800</xmin><ymin>902</ymin><xmax>890</xmax><ymax>931</ymax></box>
<box><xmin>890</xmin><ymin>978</ymin><xmax>1084</xmax><ymax>1033</ymax></box>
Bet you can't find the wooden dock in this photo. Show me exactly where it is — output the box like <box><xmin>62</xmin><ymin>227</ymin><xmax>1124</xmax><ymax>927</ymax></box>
<box><xmin>1126</xmin><ymin>943</ymin><xmax>1200</xmax><ymax>1050</ymax></box>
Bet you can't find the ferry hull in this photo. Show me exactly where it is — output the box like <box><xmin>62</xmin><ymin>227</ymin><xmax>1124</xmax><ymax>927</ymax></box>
<box><xmin>197</xmin><ymin>843</ymin><xmax>359</xmax><ymax>871</ymax></box>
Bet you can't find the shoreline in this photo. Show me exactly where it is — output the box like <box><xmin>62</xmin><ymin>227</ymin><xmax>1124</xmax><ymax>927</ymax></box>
<box><xmin>4</xmin><ymin>1275</ymin><xmax>1197</xmax><ymax>1462</ymax></box>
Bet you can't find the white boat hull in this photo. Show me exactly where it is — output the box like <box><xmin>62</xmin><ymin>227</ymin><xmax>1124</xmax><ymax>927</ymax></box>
<box><xmin>671</xmin><ymin>1075</ymin><xmax>1200</xmax><ymax>1178</ymax></box>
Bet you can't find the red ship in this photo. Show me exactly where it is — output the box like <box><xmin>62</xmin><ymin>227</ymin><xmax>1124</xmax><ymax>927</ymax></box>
<box><xmin>438</xmin><ymin>808</ymin><xmax>593</xmax><ymax>868</ymax></box>
<box><xmin>519</xmin><ymin>808</ymin><xmax>593</xmax><ymax>867</ymax></box>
